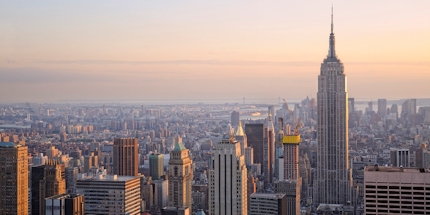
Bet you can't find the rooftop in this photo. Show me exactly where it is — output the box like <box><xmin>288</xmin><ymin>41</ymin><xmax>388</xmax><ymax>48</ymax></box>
<box><xmin>250</xmin><ymin>193</ymin><xmax>286</xmax><ymax>199</ymax></box>
<box><xmin>0</xmin><ymin>142</ymin><xmax>22</xmax><ymax>148</ymax></box>
<box><xmin>365</xmin><ymin>166</ymin><xmax>430</xmax><ymax>173</ymax></box>
<box><xmin>78</xmin><ymin>174</ymin><xmax>139</xmax><ymax>182</ymax></box>
<box><xmin>172</xmin><ymin>142</ymin><xmax>187</xmax><ymax>151</ymax></box>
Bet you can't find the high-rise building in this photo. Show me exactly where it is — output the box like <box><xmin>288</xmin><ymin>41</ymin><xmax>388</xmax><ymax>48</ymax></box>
<box><xmin>265</xmin><ymin>114</ymin><xmax>275</xmax><ymax>184</ymax></box>
<box><xmin>390</xmin><ymin>148</ymin><xmax>410</xmax><ymax>167</ymax></box>
<box><xmin>249</xmin><ymin>193</ymin><xmax>287</xmax><ymax>215</ymax></box>
<box><xmin>348</xmin><ymin>98</ymin><xmax>355</xmax><ymax>113</ymax></box>
<box><xmin>234</xmin><ymin>121</ymin><xmax>247</xmax><ymax>156</ymax></box>
<box><xmin>45</xmin><ymin>193</ymin><xmax>84</xmax><ymax>215</ymax></box>
<box><xmin>245</xmin><ymin>123</ymin><xmax>265</xmax><ymax>170</ymax></box>
<box><xmin>113</xmin><ymin>138</ymin><xmax>138</xmax><ymax>176</ymax></box>
<box><xmin>231</xmin><ymin>111</ymin><xmax>240</xmax><ymax>126</ymax></box>
<box><xmin>168</xmin><ymin>142</ymin><xmax>193</xmax><ymax>209</ymax></box>
<box><xmin>0</xmin><ymin>142</ymin><xmax>28</xmax><ymax>215</ymax></box>
<box><xmin>416</xmin><ymin>144</ymin><xmax>430</xmax><ymax>168</ymax></box>
<box><xmin>208</xmin><ymin>134</ymin><xmax>247</xmax><ymax>215</ymax></box>
<box><xmin>149</xmin><ymin>154</ymin><xmax>165</xmax><ymax>180</ymax></box>
<box><xmin>268</xmin><ymin>105</ymin><xmax>275</xmax><ymax>121</ymax></box>
<box><xmin>313</xmin><ymin>10</ymin><xmax>352</xmax><ymax>205</ymax></box>
<box><xmin>39</xmin><ymin>160</ymin><xmax>66</xmax><ymax>215</ymax></box>
<box><xmin>391</xmin><ymin>104</ymin><xmax>399</xmax><ymax>120</ymax></box>
<box><xmin>378</xmin><ymin>99</ymin><xmax>387</xmax><ymax>117</ymax></box>
<box><xmin>154</xmin><ymin>178</ymin><xmax>169</xmax><ymax>209</ymax></box>
<box><xmin>274</xmin><ymin>180</ymin><xmax>301</xmax><ymax>215</ymax></box>
<box><xmin>364</xmin><ymin>166</ymin><xmax>430</xmax><ymax>214</ymax></box>
<box><xmin>76</xmin><ymin>175</ymin><xmax>141</xmax><ymax>215</ymax></box>
<box><xmin>31</xmin><ymin>164</ymin><xmax>45</xmax><ymax>215</ymax></box>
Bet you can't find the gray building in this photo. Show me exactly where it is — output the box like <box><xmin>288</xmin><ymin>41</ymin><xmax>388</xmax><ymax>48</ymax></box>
<box><xmin>249</xmin><ymin>193</ymin><xmax>287</xmax><ymax>215</ymax></box>
<box><xmin>149</xmin><ymin>153</ymin><xmax>164</xmax><ymax>180</ymax></box>
<box><xmin>378</xmin><ymin>99</ymin><xmax>387</xmax><ymax>117</ymax></box>
<box><xmin>313</xmin><ymin>11</ymin><xmax>352</xmax><ymax>205</ymax></box>
<box><xmin>390</xmin><ymin>148</ymin><xmax>410</xmax><ymax>167</ymax></box>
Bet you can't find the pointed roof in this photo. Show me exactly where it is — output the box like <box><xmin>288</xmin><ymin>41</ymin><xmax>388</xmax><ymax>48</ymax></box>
<box><xmin>235</xmin><ymin>121</ymin><xmax>245</xmax><ymax>136</ymax></box>
<box><xmin>266</xmin><ymin>111</ymin><xmax>274</xmax><ymax>131</ymax></box>
<box><xmin>326</xmin><ymin>6</ymin><xmax>339</xmax><ymax>62</ymax></box>
<box><xmin>173</xmin><ymin>141</ymin><xmax>187</xmax><ymax>151</ymax></box>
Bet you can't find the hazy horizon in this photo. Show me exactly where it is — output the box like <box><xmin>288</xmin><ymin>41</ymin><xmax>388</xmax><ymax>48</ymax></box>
<box><xmin>1</xmin><ymin>1</ymin><xmax>429</xmax><ymax>103</ymax></box>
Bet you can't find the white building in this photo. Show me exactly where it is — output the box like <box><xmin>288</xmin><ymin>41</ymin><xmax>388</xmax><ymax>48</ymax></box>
<box><xmin>76</xmin><ymin>175</ymin><xmax>141</xmax><ymax>215</ymax></box>
<box><xmin>208</xmin><ymin>134</ymin><xmax>247</xmax><ymax>215</ymax></box>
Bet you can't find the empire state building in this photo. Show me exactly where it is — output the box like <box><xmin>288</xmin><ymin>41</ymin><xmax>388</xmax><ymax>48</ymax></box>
<box><xmin>313</xmin><ymin>9</ymin><xmax>352</xmax><ymax>205</ymax></box>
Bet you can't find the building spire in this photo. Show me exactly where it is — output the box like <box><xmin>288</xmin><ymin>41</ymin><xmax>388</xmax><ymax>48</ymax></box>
<box><xmin>331</xmin><ymin>5</ymin><xmax>333</xmax><ymax>34</ymax></box>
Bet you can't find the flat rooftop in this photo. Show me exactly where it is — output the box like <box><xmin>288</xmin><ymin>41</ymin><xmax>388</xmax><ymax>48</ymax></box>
<box><xmin>77</xmin><ymin>175</ymin><xmax>139</xmax><ymax>182</ymax></box>
<box><xmin>250</xmin><ymin>193</ymin><xmax>286</xmax><ymax>199</ymax></box>
<box><xmin>365</xmin><ymin>166</ymin><xmax>430</xmax><ymax>173</ymax></box>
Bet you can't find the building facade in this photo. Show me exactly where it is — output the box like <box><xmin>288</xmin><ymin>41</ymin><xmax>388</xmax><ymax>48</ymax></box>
<box><xmin>76</xmin><ymin>175</ymin><xmax>141</xmax><ymax>215</ymax></box>
<box><xmin>313</xmin><ymin>11</ymin><xmax>352</xmax><ymax>205</ymax></box>
<box><xmin>150</xmin><ymin>154</ymin><xmax>165</xmax><ymax>180</ymax></box>
<box><xmin>249</xmin><ymin>193</ymin><xmax>287</xmax><ymax>215</ymax></box>
<box><xmin>45</xmin><ymin>193</ymin><xmax>84</xmax><ymax>215</ymax></box>
<box><xmin>39</xmin><ymin>160</ymin><xmax>66</xmax><ymax>215</ymax></box>
<box><xmin>364</xmin><ymin>166</ymin><xmax>430</xmax><ymax>214</ymax></box>
<box><xmin>0</xmin><ymin>142</ymin><xmax>28</xmax><ymax>215</ymax></box>
<box><xmin>113</xmin><ymin>138</ymin><xmax>138</xmax><ymax>176</ymax></box>
<box><xmin>168</xmin><ymin>142</ymin><xmax>193</xmax><ymax>208</ymax></box>
<box><xmin>208</xmin><ymin>135</ymin><xmax>247</xmax><ymax>215</ymax></box>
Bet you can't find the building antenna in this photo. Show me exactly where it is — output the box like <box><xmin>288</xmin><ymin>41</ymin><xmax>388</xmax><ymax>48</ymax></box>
<box><xmin>331</xmin><ymin>5</ymin><xmax>334</xmax><ymax>34</ymax></box>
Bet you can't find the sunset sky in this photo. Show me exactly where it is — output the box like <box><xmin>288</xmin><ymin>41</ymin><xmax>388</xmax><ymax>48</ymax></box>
<box><xmin>1</xmin><ymin>1</ymin><xmax>429</xmax><ymax>103</ymax></box>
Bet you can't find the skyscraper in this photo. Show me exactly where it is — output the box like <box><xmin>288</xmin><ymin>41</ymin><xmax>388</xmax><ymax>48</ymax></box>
<box><xmin>168</xmin><ymin>142</ymin><xmax>193</xmax><ymax>209</ymax></box>
<box><xmin>245</xmin><ymin>123</ymin><xmax>265</xmax><ymax>171</ymax></box>
<box><xmin>149</xmin><ymin>153</ymin><xmax>165</xmax><ymax>180</ymax></box>
<box><xmin>234</xmin><ymin>121</ymin><xmax>247</xmax><ymax>156</ymax></box>
<box><xmin>378</xmin><ymin>99</ymin><xmax>387</xmax><ymax>117</ymax></box>
<box><xmin>0</xmin><ymin>142</ymin><xmax>28</xmax><ymax>215</ymax></box>
<box><xmin>45</xmin><ymin>193</ymin><xmax>84</xmax><ymax>215</ymax></box>
<box><xmin>208</xmin><ymin>134</ymin><xmax>247</xmax><ymax>215</ymax></box>
<box><xmin>39</xmin><ymin>160</ymin><xmax>66</xmax><ymax>215</ymax></box>
<box><xmin>313</xmin><ymin>9</ymin><xmax>352</xmax><ymax>205</ymax></box>
<box><xmin>231</xmin><ymin>111</ymin><xmax>240</xmax><ymax>126</ymax></box>
<box><xmin>113</xmin><ymin>138</ymin><xmax>138</xmax><ymax>176</ymax></box>
<box><xmin>265</xmin><ymin>114</ymin><xmax>275</xmax><ymax>184</ymax></box>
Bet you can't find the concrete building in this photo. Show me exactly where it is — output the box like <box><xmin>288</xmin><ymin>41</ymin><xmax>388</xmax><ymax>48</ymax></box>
<box><xmin>161</xmin><ymin>207</ymin><xmax>191</xmax><ymax>215</ymax></box>
<box><xmin>76</xmin><ymin>175</ymin><xmax>141</xmax><ymax>215</ymax></box>
<box><xmin>150</xmin><ymin>154</ymin><xmax>165</xmax><ymax>180</ymax></box>
<box><xmin>364</xmin><ymin>166</ymin><xmax>430</xmax><ymax>214</ymax></box>
<box><xmin>274</xmin><ymin>180</ymin><xmax>301</xmax><ymax>215</ymax></box>
<box><xmin>154</xmin><ymin>178</ymin><xmax>169</xmax><ymax>208</ymax></box>
<box><xmin>113</xmin><ymin>138</ymin><xmax>138</xmax><ymax>176</ymax></box>
<box><xmin>244</xmin><ymin>147</ymin><xmax>254</xmax><ymax>166</ymax></box>
<box><xmin>390</xmin><ymin>148</ymin><xmax>410</xmax><ymax>167</ymax></box>
<box><xmin>249</xmin><ymin>193</ymin><xmax>287</xmax><ymax>215</ymax></box>
<box><xmin>0</xmin><ymin>142</ymin><xmax>28</xmax><ymax>215</ymax></box>
<box><xmin>208</xmin><ymin>134</ymin><xmax>247</xmax><ymax>215</ymax></box>
<box><xmin>45</xmin><ymin>193</ymin><xmax>84</xmax><ymax>215</ymax></box>
<box><xmin>378</xmin><ymin>99</ymin><xmax>387</xmax><ymax>117</ymax></box>
<box><xmin>234</xmin><ymin>121</ymin><xmax>247</xmax><ymax>157</ymax></box>
<box><xmin>313</xmin><ymin>11</ymin><xmax>352</xmax><ymax>205</ymax></box>
<box><xmin>168</xmin><ymin>142</ymin><xmax>193</xmax><ymax>209</ymax></box>
<box><xmin>264</xmin><ymin>114</ymin><xmax>275</xmax><ymax>184</ymax></box>
<box><xmin>231</xmin><ymin>111</ymin><xmax>240</xmax><ymax>127</ymax></box>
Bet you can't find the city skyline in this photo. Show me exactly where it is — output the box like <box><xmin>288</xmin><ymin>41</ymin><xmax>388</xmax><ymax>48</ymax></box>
<box><xmin>1</xmin><ymin>1</ymin><xmax>430</xmax><ymax>103</ymax></box>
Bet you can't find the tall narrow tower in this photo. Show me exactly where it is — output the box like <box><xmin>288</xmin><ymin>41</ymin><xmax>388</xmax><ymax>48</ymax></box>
<box><xmin>168</xmin><ymin>142</ymin><xmax>193</xmax><ymax>209</ymax></box>
<box><xmin>113</xmin><ymin>138</ymin><xmax>138</xmax><ymax>176</ymax></box>
<box><xmin>208</xmin><ymin>134</ymin><xmax>248</xmax><ymax>215</ymax></box>
<box><xmin>313</xmin><ymin>8</ymin><xmax>352</xmax><ymax>205</ymax></box>
<box><xmin>0</xmin><ymin>142</ymin><xmax>28</xmax><ymax>215</ymax></box>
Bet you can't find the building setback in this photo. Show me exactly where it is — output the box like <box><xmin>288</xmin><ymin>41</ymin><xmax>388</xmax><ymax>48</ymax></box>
<box><xmin>168</xmin><ymin>142</ymin><xmax>193</xmax><ymax>209</ymax></box>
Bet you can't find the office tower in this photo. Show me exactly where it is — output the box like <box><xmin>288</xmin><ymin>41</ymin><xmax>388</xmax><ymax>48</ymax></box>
<box><xmin>245</xmin><ymin>123</ymin><xmax>265</xmax><ymax>168</ymax></box>
<box><xmin>231</xmin><ymin>111</ymin><xmax>240</xmax><ymax>126</ymax></box>
<box><xmin>265</xmin><ymin>114</ymin><xmax>275</xmax><ymax>184</ymax></box>
<box><xmin>314</xmin><ymin>10</ymin><xmax>352</xmax><ymax>205</ymax></box>
<box><xmin>247</xmin><ymin>176</ymin><xmax>256</xmax><ymax>213</ymax></box>
<box><xmin>113</xmin><ymin>138</ymin><xmax>138</xmax><ymax>176</ymax></box>
<box><xmin>378</xmin><ymin>99</ymin><xmax>387</xmax><ymax>117</ymax></box>
<box><xmin>39</xmin><ymin>160</ymin><xmax>66</xmax><ymax>215</ymax></box>
<box><xmin>84</xmin><ymin>155</ymin><xmax>93</xmax><ymax>173</ymax></box>
<box><xmin>249</xmin><ymin>193</ymin><xmax>287</xmax><ymax>215</ymax></box>
<box><xmin>65</xmin><ymin>167</ymin><xmax>79</xmax><ymax>193</ymax></box>
<box><xmin>46</xmin><ymin>146</ymin><xmax>59</xmax><ymax>159</ymax></box>
<box><xmin>364</xmin><ymin>166</ymin><xmax>430</xmax><ymax>214</ymax></box>
<box><xmin>208</xmin><ymin>135</ymin><xmax>247</xmax><ymax>215</ymax></box>
<box><xmin>45</xmin><ymin>193</ymin><xmax>84</xmax><ymax>215</ymax></box>
<box><xmin>274</xmin><ymin>147</ymin><xmax>283</xmax><ymax>180</ymax></box>
<box><xmin>348</xmin><ymin>98</ymin><xmax>355</xmax><ymax>113</ymax></box>
<box><xmin>60</xmin><ymin>132</ymin><xmax>67</xmax><ymax>142</ymax></box>
<box><xmin>149</xmin><ymin>154</ymin><xmax>165</xmax><ymax>180</ymax></box>
<box><xmin>391</xmin><ymin>104</ymin><xmax>399</xmax><ymax>119</ymax></box>
<box><xmin>274</xmin><ymin>180</ymin><xmax>301</xmax><ymax>215</ymax></box>
<box><xmin>168</xmin><ymin>142</ymin><xmax>193</xmax><ymax>208</ymax></box>
<box><xmin>416</xmin><ymin>144</ymin><xmax>430</xmax><ymax>168</ymax></box>
<box><xmin>390</xmin><ymin>148</ymin><xmax>410</xmax><ymax>167</ymax></box>
<box><xmin>0</xmin><ymin>142</ymin><xmax>28</xmax><ymax>215</ymax></box>
<box><xmin>234</xmin><ymin>121</ymin><xmax>247</xmax><ymax>156</ymax></box>
<box><xmin>244</xmin><ymin>147</ymin><xmax>254</xmax><ymax>165</ymax></box>
<box><xmin>32</xmin><ymin>164</ymin><xmax>45</xmax><ymax>215</ymax></box>
<box><xmin>154</xmin><ymin>178</ymin><xmax>169</xmax><ymax>209</ymax></box>
<box><xmin>268</xmin><ymin>105</ymin><xmax>275</xmax><ymax>121</ymax></box>
<box><xmin>368</xmin><ymin>101</ymin><xmax>373</xmax><ymax>112</ymax></box>
<box><xmin>141</xmin><ymin>176</ymin><xmax>158</xmax><ymax>211</ymax></box>
<box><xmin>76</xmin><ymin>175</ymin><xmax>141</xmax><ymax>215</ymax></box>
<box><xmin>283</xmin><ymin>136</ymin><xmax>299</xmax><ymax>180</ymax></box>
